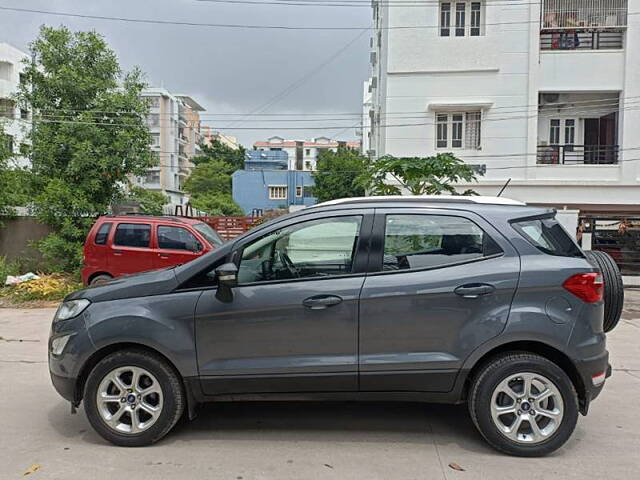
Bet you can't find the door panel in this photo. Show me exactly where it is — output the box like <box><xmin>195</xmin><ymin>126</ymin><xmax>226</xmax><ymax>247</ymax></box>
<box><xmin>154</xmin><ymin>224</ymin><xmax>202</xmax><ymax>269</ymax></box>
<box><xmin>109</xmin><ymin>223</ymin><xmax>155</xmax><ymax>276</ymax></box>
<box><xmin>196</xmin><ymin>277</ymin><xmax>364</xmax><ymax>394</ymax></box>
<box><xmin>195</xmin><ymin>210</ymin><xmax>373</xmax><ymax>396</ymax></box>
<box><xmin>359</xmin><ymin>209</ymin><xmax>520</xmax><ymax>392</ymax></box>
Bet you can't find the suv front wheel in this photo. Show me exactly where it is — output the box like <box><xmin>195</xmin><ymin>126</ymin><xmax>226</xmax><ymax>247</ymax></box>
<box><xmin>469</xmin><ymin>352</ymin><xmax>579</xmax><ymax>456</ymax></box>
<box><xmin>84</xmin><ymin>350</ymin><xmax>185</xmax><ymax>446</ymax></box>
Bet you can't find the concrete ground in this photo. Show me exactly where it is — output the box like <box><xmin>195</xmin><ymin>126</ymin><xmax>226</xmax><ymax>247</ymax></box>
<box><xmin>1</xmin><ymin>294</ymin><xmax>639</xmax><ymax>480</ymax></box>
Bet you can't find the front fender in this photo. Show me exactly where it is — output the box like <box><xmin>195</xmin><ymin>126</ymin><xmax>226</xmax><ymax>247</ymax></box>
<box><xmin>84</xmin><ymin>291</ymin><xmax>202</xmax><ymax>377</ymax></box>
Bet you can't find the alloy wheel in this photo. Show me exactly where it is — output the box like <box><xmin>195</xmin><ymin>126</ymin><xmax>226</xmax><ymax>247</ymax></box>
<box><xmin>490</xmin><ymin>372</ymin><xmax>564</xmax><ymax>444</ymax></box>
<box><xmin>96</xmin><ymin>366</ymin><xmax>164</xmax><ymax>435</ymax></box>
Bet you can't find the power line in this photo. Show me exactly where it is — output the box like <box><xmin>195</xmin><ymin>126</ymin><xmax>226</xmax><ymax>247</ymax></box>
<box><xmin>3</xmin><ymin>5</ymin><xmax>632</xmax><ymax>31</ymax></box>
<box><xmin>195</xmin><ymin>0</ymin><xmax>541</xmax><ymax>8</ymax></box>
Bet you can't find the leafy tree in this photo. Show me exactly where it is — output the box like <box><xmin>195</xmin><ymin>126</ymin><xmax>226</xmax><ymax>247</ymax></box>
<box><xmin>183</xmin><ymin>139</ymin><xmax>244</xmax><ymax>215</ymax></box>
<box><xmin>183</xmin><ymin>159</ymin><xmax>234</xmax><ymax>196</ymax></box>
<box><xmin>193</xmin><ymin>140</ymin><xmax>245</xmax><ymax>170</ymax></box>
<box><xmin>190</xmin><ymin>193</ymin><xmax>244</xmax><ymax>216</ymax></box>
<box><xmin>126</xmin><ymin>186</ymin><xmax>168</xmax><ymax>215</ymax></box>
<box><xmin>17</xmin><ymin>26</ymin><xmax>153</xmax><ymax>272</ymax></box>
<box><xmin>364</xmin><ymin>153</ymin><xmax>480</xmax><ymax>196</ymax></box>
<box><xmin>312</xmin><ymin>147</ymin><xmax>368</xmax><ymax>203</ymax></box>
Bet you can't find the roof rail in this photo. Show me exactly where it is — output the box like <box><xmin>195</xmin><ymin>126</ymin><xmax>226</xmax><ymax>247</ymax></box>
<box><xmin>313</xmin><ymin>195</ymin><xmax>526</xmax><ymax>208</ymax></box>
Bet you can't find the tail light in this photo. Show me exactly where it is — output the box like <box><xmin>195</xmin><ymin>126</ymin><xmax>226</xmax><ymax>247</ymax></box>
<box><xmin>563</xmin><ymin>273</ymin><xmax>604</xmax><ymax>303</ymax></box>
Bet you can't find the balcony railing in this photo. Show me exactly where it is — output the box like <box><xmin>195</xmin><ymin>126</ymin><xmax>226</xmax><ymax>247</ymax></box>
<box><xmin>537</xmin><ymin>144</ymin><xmax>619</xmax><ymax>165</ymax></box>
<box><xmin>542</xmin><ymin>0</ymin><xmax>628</xmax><ymax>30</ymax></box>
<box><xmin>540</xmin><ymin>30</ymin><xmax>624</xmax><ymax>50</ymax></box>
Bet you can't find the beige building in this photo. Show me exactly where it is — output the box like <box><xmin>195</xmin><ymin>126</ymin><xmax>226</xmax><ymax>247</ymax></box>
<box><xmin>201</xmin><ymin>126</ymin><xmax>240</xmax><ymax>151</ymax></box>
<box><xmin>136</xmin><ymin>88</ymin><xmax>205</xmax><ymax>209</ymax></box>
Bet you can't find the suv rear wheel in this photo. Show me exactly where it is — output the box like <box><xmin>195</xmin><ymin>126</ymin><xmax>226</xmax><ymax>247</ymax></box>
<box><xmin>469</xmin><ymin>352</ymin><xmax>578</xmax><ymax>456</ymax></box>
<box><xmin>84</xmin><ymin>350</ymin><xmax>184</xmax><ymax>446</ymax></box>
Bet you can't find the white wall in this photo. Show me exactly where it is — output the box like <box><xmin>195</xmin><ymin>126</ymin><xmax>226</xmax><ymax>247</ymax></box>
<box><xmin>0</xmin><ymin>43</ymin><xmax>29</xmax><ymax>168</ymax></box>
<box><xmin>372</xmin><ymin>0</ymin><xmax>640</xmax><ymax>211</ymax></box>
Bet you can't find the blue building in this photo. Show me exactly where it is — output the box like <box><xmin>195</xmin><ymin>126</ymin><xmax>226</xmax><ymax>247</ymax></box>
<box><xmin>232</xmin><ymin>150</ymin><xmax>317</xmax><ymax>215</ymax></box>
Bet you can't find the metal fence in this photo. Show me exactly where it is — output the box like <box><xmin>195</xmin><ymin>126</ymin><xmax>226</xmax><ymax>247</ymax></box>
<box><xmin>540</xmin><ymin>30</ymin><xmax>624</xmax><ymax>50</ymax></box>
<box><xmin>542</xmin><ymin>0</ymin><xmax>628</xmax><ymax>29</ymax></box>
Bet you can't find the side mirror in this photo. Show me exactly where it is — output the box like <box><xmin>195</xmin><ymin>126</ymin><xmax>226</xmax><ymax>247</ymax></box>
<box><xmin>215</xmin><ymin>262</ymin><xmax>238</xmax><ymax>302</ymax></box>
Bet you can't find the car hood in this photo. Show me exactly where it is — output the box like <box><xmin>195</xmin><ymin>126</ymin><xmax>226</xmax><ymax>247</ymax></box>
<box><xmin>66</xmin><ymin>267</ymin><xmax>180</xmax><ymax>303</ymax></box>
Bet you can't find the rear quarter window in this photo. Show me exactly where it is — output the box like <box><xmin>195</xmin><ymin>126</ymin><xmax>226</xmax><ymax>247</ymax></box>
<box><xmin>94</xmin><ymin>222</ymin><xmax>112</xmax><ymax>245</ymax></box>
<box><xmin>512</xmin><ymin>216</ymin><xmax>583</xmax><ymax>258</ymax></box>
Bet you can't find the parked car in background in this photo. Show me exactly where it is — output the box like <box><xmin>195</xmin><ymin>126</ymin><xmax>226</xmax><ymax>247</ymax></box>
<box><xmin>81</xmin><ymin>215</ymin><xmax>224</xmax><ymax>286</ymax></box>
<box><xmin>51</xmin><ymin>196</ymin><xmax>622</xmax><ymax>455</ymax></box>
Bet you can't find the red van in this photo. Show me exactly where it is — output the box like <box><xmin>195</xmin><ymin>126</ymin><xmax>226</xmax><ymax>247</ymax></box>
<box><xmin>81</xmin><ymin>215</ymin><xmax>224</xmax><ymax>286</ymax></box>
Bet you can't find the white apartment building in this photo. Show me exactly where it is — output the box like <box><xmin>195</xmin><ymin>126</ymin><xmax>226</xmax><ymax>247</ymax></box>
<box><xmin>0</xmin><ymin>42</ymin><xmax>29</xmax><ymax>168</ymax></box>
<box><xmin>136</xmin><ymin>88</ymin><xmax>205</xmax><ymax>208</ymax></box>
<box><xmin>369</xmin><ymin>0</ymin><xmax>640</xmax><ymax>215</ymax></box>
<box><xmin>200</xmin><ymin>126</ymin><xmax>241</xmax><ymax>151</ymax></box>
<box><xmin>254</xmin><ymin>136</ymin><xmax>361</xmax><ymax>170</ymax></box>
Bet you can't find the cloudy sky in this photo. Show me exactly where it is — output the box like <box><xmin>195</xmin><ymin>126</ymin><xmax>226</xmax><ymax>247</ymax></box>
<box><xmin>0</xmin><ymin>0</ymin><xmax>371</xmax><ymax>145</ymax></box>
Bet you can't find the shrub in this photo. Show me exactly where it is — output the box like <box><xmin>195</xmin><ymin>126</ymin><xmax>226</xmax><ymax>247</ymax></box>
<box><xmin>10</xmin><ymin>274</ymin><xmax>81</xmax><ymax>302</ymax></box>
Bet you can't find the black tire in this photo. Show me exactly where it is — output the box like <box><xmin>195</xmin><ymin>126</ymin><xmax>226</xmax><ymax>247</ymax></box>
<box><xmin>584</xmin><ymin>250</ymin><xmax>624</xmax><ymax>332</ymax></box>
<box><xmin>468</xmin><ymin>352</ymin><xmax>579</xmax><ymax>457</ymax></box>
<box><xmin>90</xmin><ymin>274</ymin><xmax>113</xmax><ymax>287</ymax></box>
<box><xmin>84</xmin><ymin>349</ymin><xmax>185</xmax><ymax>447</ymax></box>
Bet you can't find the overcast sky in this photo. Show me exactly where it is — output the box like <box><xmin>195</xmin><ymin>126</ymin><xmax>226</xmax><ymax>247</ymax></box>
<box><xmin>0</xmin><ymin>0</ymin><xmax>371</xmax><ymax>145</ymax></box>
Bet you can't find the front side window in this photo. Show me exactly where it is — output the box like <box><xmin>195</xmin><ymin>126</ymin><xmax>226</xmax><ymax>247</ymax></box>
<box><xmin>435</xmin><ymin>111</ymin><xmax>482</xmax><ymax>150</ymax></box>
<box><xmin>269</xmin><ymin>186</ymin><xmax>287</xmax><ymax>200</ymax></box>
<box><xmin>512</xmin><ymin>217</ymin><xmax>583</xmax><ymax>258</ymax></box>
<box><xmin>95</xmin><ymin>222</ymin><xmax>112</xmax><ymax>245</ymax></box>
<box><xmin>157</xmin><ymin>226</ymin><xmax>201</xmax><ymax>251</ymax></box>
<box><xmin>113</xmin><ymin>223</ymin><xmax>151</xmax><ymax>248</ymax></box>
<box><xmin>238</xmin><ymin>216</ymin><xmax>362</xmax><ymax>284</ymax></box>
<box><xmin>382</xmin><ymin>214</ymin><xmax>502</xmax><ymax>271</ymax></box>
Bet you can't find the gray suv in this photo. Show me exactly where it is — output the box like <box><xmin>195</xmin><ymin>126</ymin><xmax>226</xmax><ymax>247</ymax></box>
<box><xmin>49</xmin><ymin>196</ymin><xmax>613</xmax><ymax>456</ymax></box>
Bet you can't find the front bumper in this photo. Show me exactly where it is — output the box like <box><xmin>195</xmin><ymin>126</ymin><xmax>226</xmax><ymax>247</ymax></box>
<box><xmin>48</xmin><ymin>313</ymin><xmax>95</xmax><ymax>404</ymax></box>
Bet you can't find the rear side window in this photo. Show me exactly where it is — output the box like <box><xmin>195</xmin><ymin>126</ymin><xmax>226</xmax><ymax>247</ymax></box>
<box><xmin>382</xmin><ymin>214</ymin><xmax>503</xmax><ymax>271</ymax></box>
<box><xmin>113</xmin><ymin>223</ymin><xmax>151</xmax><ymax>248</ymax></box>
<box><xmin>512</xmin><ymin>216</ymin><xmax>583</xmax><ymax>257</ymax></box>
<box><xmin>94</xmin><ymin>222</ymin><xmax>112</xmax><ymax>245</ymax></box>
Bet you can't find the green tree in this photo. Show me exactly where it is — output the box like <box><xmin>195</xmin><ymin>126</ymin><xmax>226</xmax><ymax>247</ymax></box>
<box><xmin>17</xmin><ymin>26</ymin><xmax>153</xmax><ymax>272</ymax></box>
<box><xmin>312</xmin><ymin>147</ymin><xmax>368</xmax><ymax>203</ymax></box>
<box><xmin>183</xmin><ymin>139</ymin><xmax>244</xmax><ymax>215</ymax></box>
<box><xmin>363</xmin><ymin>153</ymin><xmax>481</xmax><ymax>196</ymax></box>
<box><xmin>126</xmin><ymin>186</ymin><xmax>169</xmax><ymax>215</ymax></box>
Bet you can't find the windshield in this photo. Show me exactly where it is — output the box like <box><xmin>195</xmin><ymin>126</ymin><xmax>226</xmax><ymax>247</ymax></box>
<box><xmin>193</xmin><ymin>223</ymin><xmax>224</xmax><ymax>248</ymax></box>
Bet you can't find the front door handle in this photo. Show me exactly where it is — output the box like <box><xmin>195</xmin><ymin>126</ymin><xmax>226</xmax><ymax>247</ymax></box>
<box><xmin>454</xmin><ymin>283</ymin><xmax>495</xmax><ymax>299</ymax></box>
<box><xmin>159</xmin><ymin>254</ymin><xmax>170</xmax><ymax>259</ymax></box>
<box><xmin>302</xmin><ymin>295</ymin><xmax>343</xmax><ymax>310</ymax></box>
<box><xmin>113</xmin><ymin>250</ymin><xmax>123</xmax><ymax>256</ymax></box>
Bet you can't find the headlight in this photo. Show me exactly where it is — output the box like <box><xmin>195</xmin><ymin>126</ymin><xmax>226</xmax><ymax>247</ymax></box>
<box><xmin>54</xmin><ymin>299</ymin><xmax>91</xmax><ymax>322</ymax></box>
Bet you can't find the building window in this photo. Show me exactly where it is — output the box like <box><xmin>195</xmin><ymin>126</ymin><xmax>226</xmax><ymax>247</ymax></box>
<box><xmin>436</xmin><ymin>114</ymin><xmax>448</xmax><ymax>148</ymax></box>
<box><xmin>564</xmin><ymin>119</ymin><xmax>575</xmax><ymax>151</ymax></box>
<box><xmin>465</xmin><ymin>112</ymin><xmax>482</xmax><ymax>149</ymax></box>
<box><xmin>455</xmin><ymin>3</ymin><xmax>466</xmax><ymax>36</ymax></box>
<box><xmin>441</xmin><ymin>1</ymin><xmax>483</xmax><ymax>37</ymax></box>
<box><xmin>440</xmin><ymin>3</ymin><xmax>451</xmax><ymax>36</ymax></box>
<box><xmin>1</xmin><ymin>134</ymin><xmax>14</xmax><ymax>154</ymax></box>
<box><xmin>470</xmin><ymin>2</ymin><xmax>481</xmax><ymax>36</ymax></box>
<box><xmin>296</xmin><ymin>186</ymin><xmax>303</xmax><ymax>198</ymax></box>
<box><xmin>549</xmin><ymin>119</ymin><xmax>561</xmax><ymax>145</ymax></box>
<box><xmin>305</xmin><ymin>148</ymin><xmax>311</xmax><ymax>156</ymax></box>
<box><xmin>305</xmin><ymin>160</ymin><xmax>312</xmax><ymax>170</ymax></box>
<box><xmin>269</xmin><ymin>186</ymin><xmax>288</xmax><ymax>200</ymax></box>
<box><xmin>147</xmin><ymin>114</ymin><xmax>160</xmax><ymax>127</ymax></box>
<box><xmin>435</xmin><ymin>111</ymin><xmax>482</xmax><ymax>150</ymax></box>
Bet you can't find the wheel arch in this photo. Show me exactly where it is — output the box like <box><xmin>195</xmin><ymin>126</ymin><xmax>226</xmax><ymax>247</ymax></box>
<box><xmin>461</xmin><ymin>340</ymin><xmax>586</xmax><ymax>414</ymax></box>
<box><xmin>87</xmin><ymin>271</ymin><xmax>113</xmax><ymax>285</ymax></box>
<box><xmin>75</xmin><ymin>342</ymin><xmax>199</xmax><ymax>419</ymax></box>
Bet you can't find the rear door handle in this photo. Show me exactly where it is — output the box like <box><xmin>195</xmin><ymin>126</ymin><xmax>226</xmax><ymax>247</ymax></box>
<box><xmin>113</xmin><ymin>250</ymin><xmax>123</xmax><ymax>256</ymax></box>
<box><xmin>454</xmin><ymin>283</ymin><xmax>495</xmax><ymax>299</ymax></box>
<box><xmin>159</xmin><ymin>254</ymin><xmax>170</xmax><ymax>259</ymax></box>
<box><xmin>303</xmin><ymin>295</ymin><xmax>343</xmax><ymax>310</ymax></box>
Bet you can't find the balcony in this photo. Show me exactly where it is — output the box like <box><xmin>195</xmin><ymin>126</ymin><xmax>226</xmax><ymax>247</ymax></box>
<box><xmin>540</xmin><ymin>30</ymin><xmax>624</xmax><ymax>50</ymax></box>
<box><xmin>537</xmin><ymin>144</ymin><xmax>619</xmax><ymax>165</ymax></box>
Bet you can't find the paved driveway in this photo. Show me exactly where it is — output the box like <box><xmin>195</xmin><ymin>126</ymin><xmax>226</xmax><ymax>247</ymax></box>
<box><xmin>1</xmin><ymin>292</ymin><xmax>639</xmax><ymax>479</ymax></box>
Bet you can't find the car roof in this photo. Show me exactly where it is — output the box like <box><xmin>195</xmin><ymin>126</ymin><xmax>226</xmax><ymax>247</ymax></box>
<box><xmin>313</xmin><ymin>195</ymin><xmax>525</xmax><ymax>208</ymax></box>
<box><xmin>99</xmin><ymin>214</ymin><xmax>204</xmax><ymax>225</ymax></box>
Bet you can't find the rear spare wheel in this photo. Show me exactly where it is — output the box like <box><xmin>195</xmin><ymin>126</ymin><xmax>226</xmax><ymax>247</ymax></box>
<box><xmin>584</xmin><ymin>250</ymin><xmax>623</xmax><ymax>332</ymax></box>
